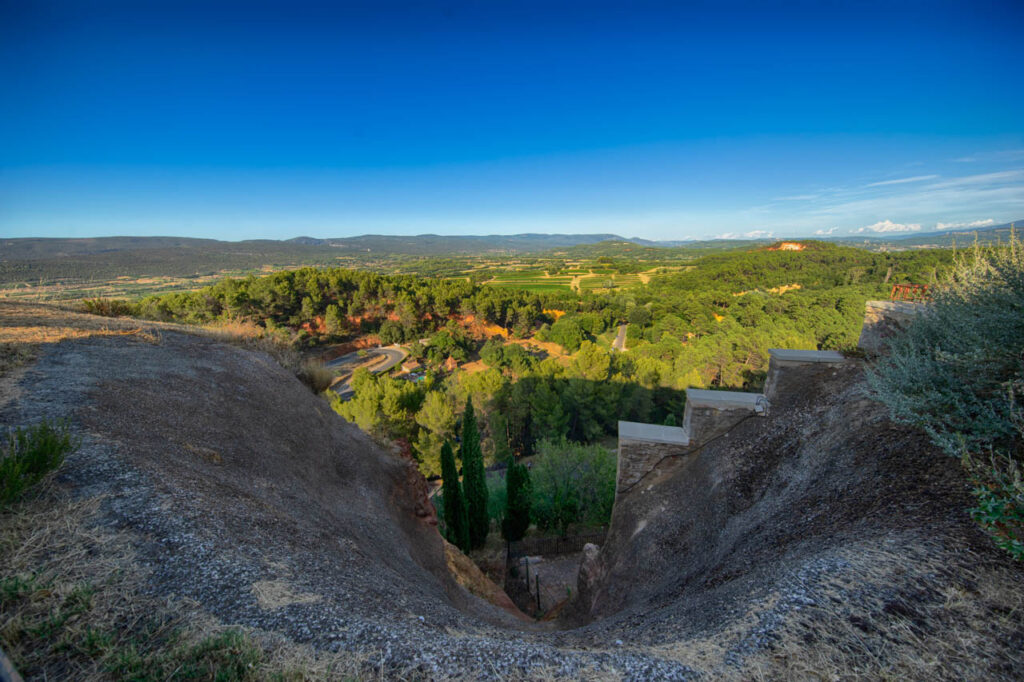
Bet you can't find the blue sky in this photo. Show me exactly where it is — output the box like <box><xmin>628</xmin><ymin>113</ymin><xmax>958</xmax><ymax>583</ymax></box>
<box><xmin>2</xmin><ymin>1</ymin><xmax>1022</xmax><ymax>241</ymax></box>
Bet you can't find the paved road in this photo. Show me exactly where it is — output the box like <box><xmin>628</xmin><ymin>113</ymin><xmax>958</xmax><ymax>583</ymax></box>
<box><xmin>612</xmin><ymin>324</ymin><xmax>628</xmax><ymax>352</ymax></box>
<box><xmin>327</xmin><ymin>344</ymin><xmax>408</xmax><ymax>399</ymax></box>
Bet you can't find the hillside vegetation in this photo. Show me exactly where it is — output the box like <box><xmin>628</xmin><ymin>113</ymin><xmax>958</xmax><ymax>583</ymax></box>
<box><xmin>105</xmin><ymin>243</ymin><xmax>951</xmax><ymax>480</ymax></box>
<box><xmin>871</xmin><ymin>238</ymin><xmax>1024</xmax><ymax>559</ymax></box>
<box><xmin>2</xmin><ymin>283</ymin><xmax>1021</xmax><ymax>678</ymax></box>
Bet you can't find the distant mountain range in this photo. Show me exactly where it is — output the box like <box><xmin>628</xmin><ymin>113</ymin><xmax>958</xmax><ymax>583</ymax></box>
<box><xmin>2</xmin><ymin>219</ymin><xmax>1019</xmax><ymax>266</ymax></box>
<box><xmin>828</xmin><ymin>219</ymin><xmax>1021</xmax><ymax>250</ymax></box>
<box><xmin>285</xmin><ymin>233</ymin><xmax>693</xmax><ymax>253</ymax></box>
<box><xmin>2</xmin><ymin>233</ymin><xmax>687</xmax><ymax>261</ymax></box>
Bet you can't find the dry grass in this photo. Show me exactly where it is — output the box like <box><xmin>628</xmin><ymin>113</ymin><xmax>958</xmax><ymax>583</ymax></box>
<box><xmin>0</xmin><ymin>343</ymin><xmax>35</xmax><ymax>377</ymax></box>
<box><xmin>0</xmin><ymin>301</ymin><xmax>333</xmax><ymax>395</ymax></box>
<box><xmin>0</xmin><ymin>480</ymin><xmax>591</xmax><ymax>680</ymax></box>
<box><xmin>251</xmin><ymin>581</ymin><xmax>323</xmax><ymax>610</ymax></box>
<box><xmin>0</xmin><ymin>301</ymin><xmax>161</xmax><ymax>350</ymax></box>
<box><xmin>737</xmin><ymin>542</ymin><xmax>1024</xmax><ymax>681</ymax></box>
<box><xmin>0</xmin><ymin>482</ymin><xmax>367</xmax><ymax>681</ymax></box>
<box><xmin>195</xmin><ymin>319</ymin><xmax>335</xmax><ymax>393</ymax></box>
<box><xmin>197</xmin><ymin>318</ymin><xmax>267</xmax><ymax>342</ymax></box>
<box><xmin>629</xmin><ymin>539</ymin><xmax>1024</xmax><ymax>681</ymax></box>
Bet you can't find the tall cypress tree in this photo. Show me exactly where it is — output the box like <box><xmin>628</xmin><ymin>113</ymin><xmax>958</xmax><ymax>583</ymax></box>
<box><xmin>502</xmin><ymin>455</ymin><xmax>532</xmax><ymax>542</ymax></box>
<box><xmin>440</xmin><ymin>440</ymin><xmax>470</xmax><ymax>552</ymax></box>
<box><xmin>460</xmin><ymin>398</ymin><xmax>489</xmax><ymax>549</ymax></box>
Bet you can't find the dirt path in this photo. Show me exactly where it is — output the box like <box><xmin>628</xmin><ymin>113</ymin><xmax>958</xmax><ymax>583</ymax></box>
<box><xmin>612</xmin><ymin>324</ymin><xmax>627</xmax><ymax>352</ymax></box>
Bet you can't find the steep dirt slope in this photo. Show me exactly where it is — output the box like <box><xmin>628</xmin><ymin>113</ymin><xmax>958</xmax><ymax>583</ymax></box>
<box><xmin>1</xmin><ymin>327</ymin><xmax>547</xmax><ymax>675</ymax></box>
<box><xmin>569</xmin><ymin>362</ymin><xmax>1024</xmax><ymax>678</ymax></box>
<box><xmin>0</xmin><ymin>311</ymin><xmax>702</xmax><ymax>679</ymax></box>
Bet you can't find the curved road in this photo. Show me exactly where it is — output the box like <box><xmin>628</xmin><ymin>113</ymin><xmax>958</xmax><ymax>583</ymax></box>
<box><xmin>327</xmin><ymin>344</ymin><xmax>408</xmax><ymax>400</ymax></box>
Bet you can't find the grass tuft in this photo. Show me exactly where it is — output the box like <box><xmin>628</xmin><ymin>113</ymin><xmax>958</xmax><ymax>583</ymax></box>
<box><xmin>1</xmin><ymin>419</ymin><xmax>79</xmax><ymax>507</ymax></box>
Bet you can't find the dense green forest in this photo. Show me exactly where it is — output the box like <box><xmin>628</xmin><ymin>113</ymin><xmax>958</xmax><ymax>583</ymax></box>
<box><xmin>111</xmin><ymin>241</ymin><xmax>953</xmax><ymax>483</ymax></box>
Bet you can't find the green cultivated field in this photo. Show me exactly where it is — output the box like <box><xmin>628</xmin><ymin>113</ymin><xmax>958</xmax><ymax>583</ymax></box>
<box><xmin>484</xmin><ymin>272</ymin><xmax>574</xmax><ymax>293</ymax></box>
<box><xmin>578</xmin><ymin>273</ymin><xmax>642</xmax><ymax>290</ymax></box>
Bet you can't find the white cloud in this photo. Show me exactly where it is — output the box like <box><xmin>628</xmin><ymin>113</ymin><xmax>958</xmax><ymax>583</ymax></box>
<box><xmin>865</xmin><ymin>175</ymin><xmax>939</xmax><ymax>188</ymax></box>
<box><xmin>715</xmin><ymin>230</ymin><xmax>774</xmax><ymax>240</ymax></box>
<box><xmin>852</xmin><ymin>220</ymin><xmax>923</xmax><ymax>234</ymax></box>
<box><xmin>773</xmin><ymin>194</ymin><xmax>820</xmax><ymax>201</ymax></box>
<box><xmin>814</xmin><ymin>227</ymin><xmax>839</xmax><ymax>235</ymax></box>
<box><xmin>804</xmin><ymin>184</ymin><xmax>1023</xmax><ymax>222</ymax></box>
<box><xmin>952</xmin><ymin>150</ymin><xmax>1024</xmax><ymax>164</ymax></box>
<box><xmin>936</xmin><ymin>218</ymin><xmax>996</xmax><ymax>231</ymax></box>
<box><xmin>927</xmin><ymin>170</ymin><xmax>1024</xmax><ymax>189</ymax></box>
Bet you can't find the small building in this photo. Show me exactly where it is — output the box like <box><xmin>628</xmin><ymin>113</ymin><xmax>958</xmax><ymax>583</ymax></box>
<box><xmin>401</xmin><ymin>360</ymin><xmax>422</xmax><ymax>373</ymax></box>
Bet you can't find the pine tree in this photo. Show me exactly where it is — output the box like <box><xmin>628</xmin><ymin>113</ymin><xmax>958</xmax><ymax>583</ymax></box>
<box><xmin>502</xmin><ymin>456</ymin><xmax>532</xmax><ymax>542</ymax></box>
<box><xmin>459</xmin><ymin>398</ymin><xmax>489</xmax><ymax>549</ymax></box>
<box><xmin>439</xmin><ymin>441</ymin><xmax>470</xmax><ymax>552</ymax></box>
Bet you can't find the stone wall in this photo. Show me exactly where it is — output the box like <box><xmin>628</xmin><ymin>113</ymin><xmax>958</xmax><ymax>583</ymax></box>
<box><xmin>614</xmin><ymin>302</ymin><xmax>908</xmax><ymax>511</ymax></box>
<box><xmin>617</xmin><ymin>391</ymin><xmax>767</xmax><ymax>496</ymax></box>
<box><xmin>764</xmin><ymin>349</ymin><xmax>846</xmax><ymax>405</ymax></box>
<box><xmin>857</xmin><ymin>300</ymin><xmax>925</xmax><ymax>354</ymax></box>
<box><xmin>616</xmin><ymin>421</ymin><xmax>690</xmax><ymax>494</ymax></box>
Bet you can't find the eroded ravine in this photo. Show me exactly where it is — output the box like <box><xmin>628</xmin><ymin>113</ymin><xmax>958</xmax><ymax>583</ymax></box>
<box><xmin>4</xmin><ymin>304</ymin><xmax>1023</xmax><ymax>679</ymax></box>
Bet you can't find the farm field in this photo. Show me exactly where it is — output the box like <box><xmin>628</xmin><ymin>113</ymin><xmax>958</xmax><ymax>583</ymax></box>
<box><xmin>0</xmin><ymin>244</ymin><xmax>681</xmax><ymax>304</ymax></box>
<box><xmin>482</xmin><ymin>271</ymin><xmax>575</xmax><ymax>293</ymax></box>
<box><xmin>577</xmin><ymin>273</ymin><xmax>643</xmax><ymax>291</ymax></box>
<box><xmin>480</xmin><ymin>266</ymin><xmax>660</xmax><ymax>294</ymax></box>
<box><xmin>0</xmin><ymin>273</ymin><xmax>241</xmax><ymax>302</ymax></box>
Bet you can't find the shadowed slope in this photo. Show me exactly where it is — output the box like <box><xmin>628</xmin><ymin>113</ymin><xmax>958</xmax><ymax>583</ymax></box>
<box><xmin>570</xmin><ymin>362</ymin><xmax>1024</xmax><ymax>678</ymax></box>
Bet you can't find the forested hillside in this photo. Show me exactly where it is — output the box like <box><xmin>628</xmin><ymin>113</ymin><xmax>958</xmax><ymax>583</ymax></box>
<box><xmin>108</xmin><ymin>241</ymin><xmax>952</xmax><ymax>481</ymax></box>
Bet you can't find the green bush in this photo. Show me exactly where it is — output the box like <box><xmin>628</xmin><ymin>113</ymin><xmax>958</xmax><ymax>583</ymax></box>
<box><xmin>970</xmin><ymin>450</ymin><xmax>1024</xmax><ymax>559</ymax></box>
<box><xmin>530</xmin><ymin>438</ymin><xmax>615</xmax><ymax>535</ymax></box>
<box><xmin>82</xmin><ymin>298</ymin><xmax>136</xmax><ymax>317</ymax></box>
<box><xmin>1</xmin><ymin>419</ymin><xmax>79</xmax><ymax>506</ymax></box>
<box><xmin>869</xmin><ymin>238</ymin><xmax>1024</xmax><ymax>559</ymax></box>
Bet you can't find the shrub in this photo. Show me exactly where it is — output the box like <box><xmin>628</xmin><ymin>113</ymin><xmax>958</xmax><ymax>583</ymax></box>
<box><xmin>531</xmin><ymin>438</ymin><xmax>615</xmax><ymax>535</ymax></box>
<box><xmin>82</xmin><ymin>299</ymin><xmax>135</xmax><ymax>317</ymax></box>
<box><xmin>296</xmin><ymin>358</ymin><xmax>335</xmax><ymax>394</ymax></box>
<box><xmin>1</xmin><ymin>419</ymin><xmax>79</xmax><ymax>506</ymax></box>
<box><xmin>486</xmin><ymin>471</ymin><xmax>507</xmax><ymax>525</ymax></box>
<box><xmin>479</xmin><ymin>338</ymin><xmax>505</xmax><ymax>368</ymax></box>
<box><xmin>869</xmin><ymin>237</ymin><xmax>1024</xmax><ymax>559</ymax></box>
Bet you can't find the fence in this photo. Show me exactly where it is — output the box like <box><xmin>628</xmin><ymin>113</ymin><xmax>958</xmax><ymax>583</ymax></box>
<box><xmin>508</xmin><ymin>529</ymin><xmax>606</xmax><ymax>559</ymax></box>
<box><xmin>890</xmin><ymin>283</ymin><xmax>929</xmax><ymax>301</ymax></box>
<box><xmin>505</xmin><ymin>530</ymin><xmax>606</xmax><ymax>616</ymax></box>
